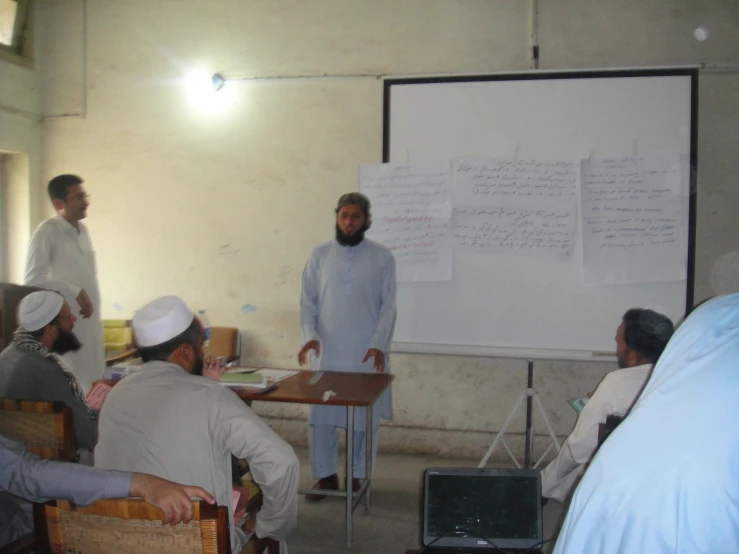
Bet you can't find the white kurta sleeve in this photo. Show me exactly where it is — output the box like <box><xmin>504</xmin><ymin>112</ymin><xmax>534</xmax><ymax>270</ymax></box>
<box><xmin>541</xmin><ymin>380</ymin><xmax>613</xmax><ymax>501</ymax></box>
<box><xmin>560</xmin><ymin>377</ymin><xmax>614</xmax><ymax>465</ymax></box>
<box><xmin>300</xmin><ymin>251</ymin><xmax>320</xmax><ymax>344</ymax></box>
<box><xmin>211</xmin><ymin>392</ymin><xmax>299</xmax><ymax>541</ymax></box>
<box><xmin>24</xmin><ymin>226</ymin><xmax>82</xmax><ymax>299</ymax></box>
<box><xmin>368</xmin><ymin>253</ymin><xmax>397</xmax><ymax>352</ymax></box>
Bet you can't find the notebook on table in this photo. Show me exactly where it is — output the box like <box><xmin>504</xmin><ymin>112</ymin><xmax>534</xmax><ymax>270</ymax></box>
<box><xmin>422</xmin><ymin>467</ymin><xmax>543</xmax><ymax>553</ymax></box>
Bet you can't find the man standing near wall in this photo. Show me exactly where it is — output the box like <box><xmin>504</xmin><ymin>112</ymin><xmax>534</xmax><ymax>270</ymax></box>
<box><xmin>24</xmin><ymin>174</ymin><xmax>104</xmax><ymax>393</ymax></box>
<box><xmin>298</xmin><ymin>192</ymin><xmax>397</xmax><ymax>499</ymax></box>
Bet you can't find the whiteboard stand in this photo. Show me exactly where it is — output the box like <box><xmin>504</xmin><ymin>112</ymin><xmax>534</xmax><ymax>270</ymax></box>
<box><xmin>478</xmin><ymin>360</ymin><xmax>561</xmax><ymax>469</ymax></box>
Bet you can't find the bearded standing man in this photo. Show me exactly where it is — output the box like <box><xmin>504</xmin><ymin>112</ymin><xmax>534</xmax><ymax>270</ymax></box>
<box><xmin>298</xmin><ymin>192</ymin><xmax>397</xmax><ymax>500</ymax></box>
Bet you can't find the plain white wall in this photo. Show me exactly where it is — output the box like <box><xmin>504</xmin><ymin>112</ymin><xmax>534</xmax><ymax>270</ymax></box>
<box><xmin>35</xmin><ymin>0</ymin><xmax>739</xmax><ymax>460</ymax></box>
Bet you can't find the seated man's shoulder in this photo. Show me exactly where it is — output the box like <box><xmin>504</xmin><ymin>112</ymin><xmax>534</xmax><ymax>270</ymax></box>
<box><xmin>0</xmin><ymin>346</ymin><xmax>58</xmax><ymax>375</ymax></box>
<box><xmin>601</xmin><ymin>364</ymin><xmax>651</xmax><ymax>386</ymax></box>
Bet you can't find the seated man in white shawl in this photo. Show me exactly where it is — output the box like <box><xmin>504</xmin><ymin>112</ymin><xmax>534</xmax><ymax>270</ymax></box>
<box><xmin>554</xmin><ymin>294</ymin><xmax>739</xmax><ymax>554</ymax></box>
<box><xmin>95</xmin><ymin>296</ymin><xmax>299</xmax><ymax>554</ymax></box>
<box><xmin>540</xmin><ymin>308</ymin><xmax>674</xmax><ymax>503</ymax></box>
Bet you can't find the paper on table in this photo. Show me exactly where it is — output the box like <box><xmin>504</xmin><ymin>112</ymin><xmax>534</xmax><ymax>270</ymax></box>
<box><xmin>256</xmin><ymin>369</ymin><xmax>299</xmax><ymax>382</ymax></box>
<box><xmin>221</xmin><ymin>373</ymin><xmax>263</xmax><ymax>383</ymax></box>
<box><xmin>223</xmin><ymin>367</ymin><xmax>259</xmax><ymax>374</ymax></box>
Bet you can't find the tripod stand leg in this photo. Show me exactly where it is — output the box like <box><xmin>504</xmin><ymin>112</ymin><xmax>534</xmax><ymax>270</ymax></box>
<box><xmin>524</xmin><ymin>360</ymin><xmax>534</xmax><ymax>468</ymax></box>
<box><xmin>478</xmin><ymin>394</ymin><xmax>525</xmax><ymax>468</ymax></box>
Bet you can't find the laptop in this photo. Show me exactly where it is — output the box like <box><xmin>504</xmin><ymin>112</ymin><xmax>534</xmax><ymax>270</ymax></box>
<box><xmin>422</xmin><ymin>468</ymin><xmax>543</xmax><ymax>553</ymax></box>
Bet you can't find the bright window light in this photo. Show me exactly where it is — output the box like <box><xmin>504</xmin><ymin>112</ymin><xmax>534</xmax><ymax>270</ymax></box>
<box><xmin>0</xmin><ymin>0</ymin><xmax>18</xmax><ymax>46</ymax></box>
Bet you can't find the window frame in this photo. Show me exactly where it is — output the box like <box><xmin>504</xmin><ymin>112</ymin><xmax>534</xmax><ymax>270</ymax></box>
<box><xmin>0</xmin><ymin>0</ymin><xmax>33</xmax><ymax>67</ymax></box>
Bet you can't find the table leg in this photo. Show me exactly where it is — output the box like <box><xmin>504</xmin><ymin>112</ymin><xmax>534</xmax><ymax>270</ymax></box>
<box><xmin>346</xmin><ymin>406</ymin><xmax>354</xmax><ymax>548</ymax></box>
<box><xmin>365</xmin><ymin>405</ymin><xmax>373</xmax><ymax>513</ymax></box>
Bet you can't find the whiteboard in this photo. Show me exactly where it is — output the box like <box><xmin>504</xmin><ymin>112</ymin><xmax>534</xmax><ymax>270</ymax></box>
<box><xmin>383</xmin><ymin>70</ymin><xmax>697</xmax><ymax>358</ymax></box>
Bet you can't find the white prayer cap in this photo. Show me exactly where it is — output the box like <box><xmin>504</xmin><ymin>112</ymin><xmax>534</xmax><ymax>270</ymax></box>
<box><xmin>133</xmin><ymin>295</ymin><xmax>195</xmax><ymax>348</ymax></box>
<box><xmin>18</xmin><ymin>291</ymin><xmax>65</xmax><ymax>332</ymax></box>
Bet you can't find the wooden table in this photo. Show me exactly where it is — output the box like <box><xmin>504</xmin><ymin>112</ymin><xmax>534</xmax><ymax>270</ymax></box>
<box><xmin>235</xmin><ymin>370</ymin><xmax>394</xmax><ymax>548</ymax></box>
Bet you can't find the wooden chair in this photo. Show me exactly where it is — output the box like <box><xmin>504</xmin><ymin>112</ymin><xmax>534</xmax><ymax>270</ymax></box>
<box><xmin>0</xmin><ymin>398</ymin><xmax>77</xmax><ymax>461</ymax></box>
<box><xmin>33</xmin><ymin>499</ymin><xmax>231</xmax><ymax>554</ymax></box>
<box><xmin>0</xmin><ymin>399</ymin><xmax>77</xmax><ymax>554</ymax></box>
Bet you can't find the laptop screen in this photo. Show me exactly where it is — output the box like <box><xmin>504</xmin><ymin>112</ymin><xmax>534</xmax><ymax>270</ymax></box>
<box><xmin>423</xmin><ymin>468</ymin><xmax>542</xmax><ymax>550</ymax></box>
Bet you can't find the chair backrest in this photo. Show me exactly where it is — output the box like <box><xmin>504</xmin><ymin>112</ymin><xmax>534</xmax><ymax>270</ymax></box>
<box><xmin>0</xmin><ymin>398</ymin><xmax>77</xmax><ymax>461</ymax></box>
<box><xmin>33</xmin><ymin>499</ymin><xmax>231</xmax><ymax>554</ymax></box>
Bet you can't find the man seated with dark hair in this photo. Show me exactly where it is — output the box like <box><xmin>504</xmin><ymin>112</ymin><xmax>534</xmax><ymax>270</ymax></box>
<box><xmin>0</xmin><ymin>291</ymin><xmax>98</xmax><ymax>453</ymax></box>
<box><xmin>540</xmin><ymin>308</ymin><xmax>674</xmax><ymax>503</ymax></box>
<box><xmin>95</xmin><ymin>295</ymin><xmax>299</xmax><ymax>554</ymax></box>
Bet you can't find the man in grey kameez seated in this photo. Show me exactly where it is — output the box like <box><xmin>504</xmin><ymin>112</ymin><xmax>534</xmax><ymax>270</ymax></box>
<box><xmin>0</xmin><ymin>291</ymin><xmax>98</xmax><ymax>454</ymax></box>
<box><xmin>95</xmin><ymin>296</ymin><xmax>299</xmax><ymax>554</ymax></box>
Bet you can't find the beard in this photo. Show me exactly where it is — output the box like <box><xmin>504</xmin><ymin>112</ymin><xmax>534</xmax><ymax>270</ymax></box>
<box><xmin>191</xmin><ymin>356</ymin><xmax>204</xmax><ymax>376</ymax></box>
<box><xmin>335</xmin><ymin>223</ymin><xmax>369</xmax><ymax>247</ymax></box>
<box><xmin>52</xmin><ymin>327</ymin><xmax>82</xmax><ymax>355</ymax></box>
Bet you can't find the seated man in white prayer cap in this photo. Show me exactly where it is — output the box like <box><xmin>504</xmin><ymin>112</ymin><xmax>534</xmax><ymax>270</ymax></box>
<box><xmin>0</xmin><ymin>291</ymin><xmax>98</xmax><ymax>452</ymax></box>
<box><xmin>94</xmin><ymin>295</ymin><xmax>299</xmax><ymax>554</ymax></box>
<box><xmin>540</xmin><ymin>308</ymin><xmax>674</xmax><ymax>503</ymax></box>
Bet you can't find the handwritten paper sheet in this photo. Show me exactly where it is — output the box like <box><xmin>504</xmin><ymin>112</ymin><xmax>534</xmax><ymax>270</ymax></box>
<box><xmin>454</xmin><ymin>206</ymin><xmax>576</xmax><ymax>259</ymax></box>
<box><xmin>453</xmin><ymin>158</ymin><xmax>578</xmax><ymax>208</ymax></box>
<box><xmin>452</xmin><ymin>158</ymin><xmax>578</xmax><ymax>259</ymax></box>
<box><xmin>360</xmin><ymin>163</ymin><xmax>451</xmax><ymax>217</ymax></box>
<box><xmin>370</xmin><ymin>216</ymin><xmax>453</xmax><ymax>282</ymax></box>
<box><xmin>361</xmin><ymin>163</ymin><xmax>453</xmax><ymax>282</ymax></box>
<box><xmin>581</xmin><ymin>155</ymin><xmax>688</xmax><ymax>285</ymax></box>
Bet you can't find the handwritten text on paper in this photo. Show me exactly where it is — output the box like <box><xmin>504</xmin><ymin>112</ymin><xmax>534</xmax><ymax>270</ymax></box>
<box><xmin>454</xmin><ymin>206</ymin><xmax>575</xmax><ymax>259</ymax></box>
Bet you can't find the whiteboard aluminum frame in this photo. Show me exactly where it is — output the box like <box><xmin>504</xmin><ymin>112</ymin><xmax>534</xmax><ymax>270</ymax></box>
<box><xmin>383</xmin><ymin>68</ymin><xmax>698</xmax><ymax>360</ymax></box>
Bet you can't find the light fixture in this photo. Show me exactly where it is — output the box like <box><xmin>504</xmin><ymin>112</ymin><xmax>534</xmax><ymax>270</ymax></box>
<box><xmin>184</xmin><ymin>70</ymin><xmax>235</xmax><ymax>114</ymax></box>
<box><xmin>211</xmin><ymin>73</ymin><xmax>226</xmax><ymax>92</ymax></box>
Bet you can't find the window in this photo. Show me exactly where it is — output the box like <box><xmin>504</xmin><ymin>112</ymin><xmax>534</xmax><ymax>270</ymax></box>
<box><xmin>0</xmin><ymin>0</ymin><xmax>18</xmax><ymax>46</ymax></box>
<box><xmin>0</xmin><ymin>0</ymin><xmax>32</xmax><ymax>62</ymax></box>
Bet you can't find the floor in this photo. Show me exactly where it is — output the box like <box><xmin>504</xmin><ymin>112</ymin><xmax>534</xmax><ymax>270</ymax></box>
<box><xmin>284</xmin><ymin>446</ymin><xmax>566</xmax><ymax>554</ymax></box>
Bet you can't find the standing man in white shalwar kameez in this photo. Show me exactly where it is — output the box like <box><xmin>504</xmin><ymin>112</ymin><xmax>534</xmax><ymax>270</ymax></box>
<box><xmin>95</xmin><ymin>296</ymin><xmax>299</xmax><ymax>554</ymax></box>
<box><xmin>554</xmin><ymin>294</ymin><xmax>739</xmax><ymax>554</ymax></box>
<box><xmin>24</xmin><ymin>174</ymin><xmax>104</xmax><ymax>393</ymax></box>
<box><xmin>540</xmin><ymin>308</ymin><xmax>674</xmax><ymax>503</ymax></box>
<box><xmin>299</xmin><ymin>192</ymin><xmax>397</xmax><ymax>500</ymax></box>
